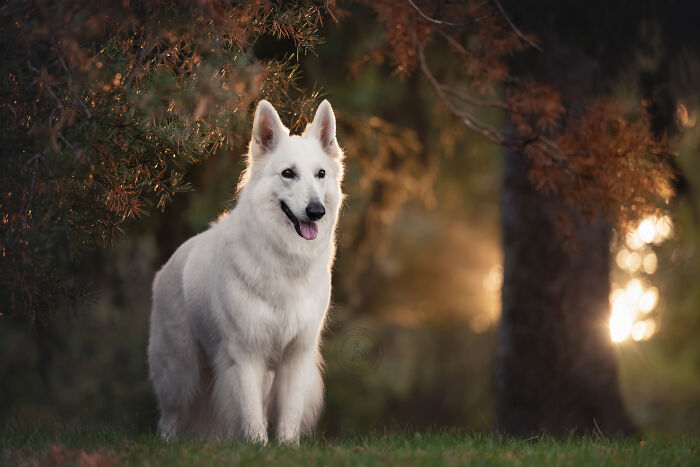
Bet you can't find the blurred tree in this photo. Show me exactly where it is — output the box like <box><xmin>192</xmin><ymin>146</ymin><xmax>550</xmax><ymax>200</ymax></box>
<box><xmin>499</xmin><ymin>0</ymin><xmax>700</xmax><ymax>437</ymax></box>
<box><xmin>0</xmin><ymin>0</ymin><xmax>334</xmax><ymax>325</ymax></box>
<box><xmin>3</xmin><ymin>0</ymin><xmax>698</xmax><ymax>438</ymax></box>
<box><xmin>357</xmin><ymin>0</ymin><xmax>698</xmax><ymax>436</ymax></box>
<box><xmin>498</xmin><ymin>3</ymin><xmax>637</xmax><ymax>437</ymax></box>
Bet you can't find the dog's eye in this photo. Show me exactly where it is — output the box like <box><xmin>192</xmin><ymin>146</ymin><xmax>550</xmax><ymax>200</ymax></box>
<box><xmin>281</xmin><ymin>169</ymin><xmax>295</xmax><ymax>179</ymax></box>
<box><xmin>317</xmin><ymin>169</ymin><xmax>326</xmax><ymax>179</ymax></box>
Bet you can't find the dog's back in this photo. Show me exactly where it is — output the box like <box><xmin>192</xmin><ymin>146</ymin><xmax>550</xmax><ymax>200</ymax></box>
<box><xmin>148</xmin><ymin>235</ymin><xmax>208</xmax><ymax>436</ymax></box>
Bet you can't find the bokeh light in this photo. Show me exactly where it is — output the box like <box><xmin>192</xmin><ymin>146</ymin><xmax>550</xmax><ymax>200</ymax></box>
<box><xmin>643</xmin><ymin>252</ymin><xmax>658</xmax><ymax>274</ymax></box>
<box><xmin>626</xmin><ymin>231</ymin><xmax>645</xmax><ymax>250</ymax></box>
<box><xmin>626</xmin><ymin>252</ymin><xmax>642</xmax><ymax>272</ymax></box>
<box><xmin>639</xmin><ymin>287</ymin><xmax>659</xmax><ymax>313</ymax></box>
<box><xmin>626</xmin><ymin>278</ymin><xmax>643</xmax><ymax>302</ymax></box>
<box><xmin>610</xmin><ymin>303</ymin><xmax>634</xmax><ymax>342</ymax></box>
<box><xmin>609</xmin><ymin>215</ymin><xmax>672</xmax><ymax>343</ymax></box>
<box><xmin>654</xmin><ymin>215</ymin><xmax>673</xmax><ymax>242</ymax></box>
<box><xmin>482</xmin><ymin>264</ymin><xmax>503</xmax><ymax>293</ymax></box>
<box><xmin>638</xmin><ymin>218</ymin><xmax>656</xmax><ymax>243</ymax></box>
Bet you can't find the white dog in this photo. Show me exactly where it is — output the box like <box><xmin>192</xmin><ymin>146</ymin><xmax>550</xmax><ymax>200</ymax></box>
<box><xmin>148</xmin><ymin>100</ymin><xmax>344</xmax><ymax>444</ymax></box>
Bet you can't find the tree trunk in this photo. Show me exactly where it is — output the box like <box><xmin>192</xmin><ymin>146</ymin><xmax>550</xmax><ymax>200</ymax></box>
<box><xmin>497</xmin><ymin>145</ymin><xmax>637</xmax><ymax>437</ymax></box>
<box><xmin>495</xmin><ymin>2</ymin><xmax>639</xmax><ymax>435</ymax></box>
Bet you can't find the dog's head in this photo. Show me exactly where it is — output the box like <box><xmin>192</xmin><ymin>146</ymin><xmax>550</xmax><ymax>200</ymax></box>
<box><xmin>240</xmin><ymin>99</ymin><xmax>344</xmax><ymax>244</ymax></box>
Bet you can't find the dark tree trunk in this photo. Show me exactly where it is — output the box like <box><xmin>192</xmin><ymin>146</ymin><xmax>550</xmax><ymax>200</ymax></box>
<box><xmin>497</xmin><ymin>149</ymin><xmax>637</xmax><ymax>437</ymax></box>
<box><xmin>496</xmin><ymin>7</ymin><xmax>637</xmax><ymax>435</ymax></box>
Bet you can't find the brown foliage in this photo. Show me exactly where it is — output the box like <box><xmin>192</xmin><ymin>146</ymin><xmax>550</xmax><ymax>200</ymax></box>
<box><xmin>357</xmin><ymin>0</ymin><xmax>677</xmax><ymax>231</ymax></box>
<box><xmin>336</xmin><ymin>112</ymin><xmax>437</xmax><ymax>311</ymax></box>
<box><xmin>543</xmin><ymin>100</ymin><xmax>674</xmax><ymax>229</ymax></box>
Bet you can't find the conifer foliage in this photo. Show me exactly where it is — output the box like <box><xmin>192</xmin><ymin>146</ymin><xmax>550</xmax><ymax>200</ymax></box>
<box><xmin>0</xmin><ymin>0</ymin><xmax>335</xmax><ymax>324</ymax></box>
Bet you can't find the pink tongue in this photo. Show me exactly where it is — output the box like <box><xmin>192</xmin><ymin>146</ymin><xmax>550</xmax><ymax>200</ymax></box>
<box><xmin>299</xmin><ymin>221</ymin><xmax>318</xmax><ymax>240</ymax></box>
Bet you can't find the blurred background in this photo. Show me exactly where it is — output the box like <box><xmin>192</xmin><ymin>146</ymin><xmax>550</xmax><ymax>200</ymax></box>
<box><xmin>1</xmin><ymin>1</ymin><xmax>699</xmax><ymax>437</ymax></box>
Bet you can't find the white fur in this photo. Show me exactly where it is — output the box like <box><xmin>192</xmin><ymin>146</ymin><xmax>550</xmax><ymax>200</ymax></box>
<box><xmin>148</xmin><ymin>100</ymin><xmax>344</xmax><ymax>444</ymax></box>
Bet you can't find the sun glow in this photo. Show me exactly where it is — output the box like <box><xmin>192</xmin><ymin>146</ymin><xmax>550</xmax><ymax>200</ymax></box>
<box><xmin>609</xmin><ymin>215</ymin><xmax>672</xmax><ymax>343</ymax></box>
<box><xmin>610</xmin><ymin>306</ymin><xmax>634</xmax><ymax>342</ymax></box>
<box><xmin>642</xmin><ymin>252</ymin><xmax>658</xmax><ymax>274</ymax></box>
<box><xmin>638</xmin><ymin>218</ymin><xmax>656</xmax><ymax>243</ymax></box>
<box><xmin>639</xmin><ymin>287</ymin><xmax>659</xmax><ymax>313</ymax></box>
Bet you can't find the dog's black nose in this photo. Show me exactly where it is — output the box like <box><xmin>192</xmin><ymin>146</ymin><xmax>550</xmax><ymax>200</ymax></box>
<box><xmin>306</xmin><ymin>201</ymin><xmax>325</xmax><ymax>221</ymax></box>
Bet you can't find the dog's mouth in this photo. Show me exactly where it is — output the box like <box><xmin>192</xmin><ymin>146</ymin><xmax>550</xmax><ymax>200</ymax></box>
<box><xmin>280</xmin><ymin>201</ymin><xmax>318</xmax><ymax>241</ymax></box>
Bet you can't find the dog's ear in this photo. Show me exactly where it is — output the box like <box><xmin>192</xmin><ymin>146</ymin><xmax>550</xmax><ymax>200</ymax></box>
<box><xmin>305</xmin><ymin>100</ymin><xmax>339</xmax><ymax>157</ymax></box>
<box><xmin>251</xmin><ymin>100</ymin><xmax>288</xmax><ymax>155</ymax></box>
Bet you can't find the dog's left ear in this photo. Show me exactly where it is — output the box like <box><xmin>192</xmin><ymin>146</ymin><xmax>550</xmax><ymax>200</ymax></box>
<box><xmin>305</xmin><ymin>100</ymin><xmax>339</xmax><ymax>157</ymax></box>
<box><xmin>251</xmin><ymin>100</ymin><xmax>288</xmax><ymax>156</ymax></box>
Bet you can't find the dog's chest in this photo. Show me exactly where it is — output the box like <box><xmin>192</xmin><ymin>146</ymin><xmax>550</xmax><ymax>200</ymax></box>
<box><xmin>269</xmin><ymin>277</ymin><xmax>325</xmax><ymax>334</ymax></box>
<box><xmin>219</xmin><ymin>268</ymin><xmax>328</xmax><ymax>359</ymax></box>
<box><xmin>269</xmin><ymin>293</ymin><xmax>320</xmax><ymax>357</ymax></box>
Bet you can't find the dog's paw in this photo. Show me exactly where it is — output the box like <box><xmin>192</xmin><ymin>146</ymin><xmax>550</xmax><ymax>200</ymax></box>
<box><xmin>243</xmin><ymin>425</ymin><xmax>269</xmax><ymax>445</ymax></box>
<box><xmin>276</xmin><ymin>430</ymin><xmax>300</xmax><ymax>447</ymax></box>
<box><xmin>277</xmin><ymin>438</ymin><xmax>300</xmax><ymax>447</ymax></box>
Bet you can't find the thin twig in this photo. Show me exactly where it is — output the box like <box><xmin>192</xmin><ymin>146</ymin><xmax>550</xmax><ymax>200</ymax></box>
<box><xmin>435</xmin><ymin>28</ymin><xmax>519</xmax><ymax>85</ymax></box>
<box><xmin>534</xmin><ymin>135</ymin><xmax>569</xmax><ymax>164</ymax></box>
<box><xmin>25</xmin><ymin>59</ymin><xmax>39</xmax><ymax>74</ymax></box>
<box><xmin>416</xmin><ymin>39</ymin><xmax>568</xmax><ymax>166</ymax></box>
<box><xmin>407</xmin><ymin>0</ymin><xmax>494</xmax><ymax>27</ymax></box>
<box><xmin>530</xmin><ymin>137</ymin><xmax>568</xmax><ymax>165</ymax></box>
<box><xmin>58</xmin><ymin>134</ymin><xmax>77</xmax><ymax>155</ymax></box>
<box><xmin>441</xmin><ymin>85</ymin><xmax>509</xmax><ymax>109</ymax></box>
<box><xmin>43</xmin><ymin>83</ymin><xmax>64</xmax><ymax>110</ymax></box>
<box><xmin>22</xmin><ymin>154</ymin><xmax>40</xmax><ymax>232</ymax></box>
<box><xmin>417</xmin><ymin>43</ymin><xmax>507</xmax><ymax>144</ymax></box>
<box><xmin>123</xmin><ymin>38</ymin><xmax>156</xmax><ymax>91</ymax></box>
<box><xmin>56</xmin><ymin>49</ymin><xmax>92</xmax><ymax>119</ymax></box>
<box><xmin>490</xmin><ymin>0</ymin><xmax>542</xmax><ymax>52</ymax></box>
<box><xmin>27</xmin><ymin>59</ymin><xmax>66</xmax><ymax>112</ymax></box>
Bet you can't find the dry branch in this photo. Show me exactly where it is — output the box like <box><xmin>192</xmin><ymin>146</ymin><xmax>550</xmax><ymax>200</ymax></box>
<box><xmin>417</xmin><ymin>44</ymin><xmax>507</xmax><ymax>144</ymax></box>
<box><xmin>406</xmin><ymin>0</ymin><xmax>494</xmax><ymax>27</ymax></box>
<box><xmin>490</xmin><ymin>0</ymin><xmax>542</xmax><ymax>52</ymax></box>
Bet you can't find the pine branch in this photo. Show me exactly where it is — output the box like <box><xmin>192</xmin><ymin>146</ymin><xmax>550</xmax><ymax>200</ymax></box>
<box><xmin>1</xmin><ymin>0</ymin><xmax>336</xmax><ymax>324</ymax></box>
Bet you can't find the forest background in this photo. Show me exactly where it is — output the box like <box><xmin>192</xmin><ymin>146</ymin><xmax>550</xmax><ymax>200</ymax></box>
<box><xmin>1</xmin><ymin>0</ymin><xmax>699</xmax><ymax>438</ymax></box>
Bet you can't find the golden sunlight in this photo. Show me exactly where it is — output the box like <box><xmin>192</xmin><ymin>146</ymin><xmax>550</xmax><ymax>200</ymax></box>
<box><xmin>642</xmin><ymin>252</ymin><xmax>658</xmax><ymax>274</ymax></box>
<box><xmin>626</xmin><ymin>252</ymin><xmax>642</xmax><ymax>273</ymax></box>
<box><xmin>610</xmin><ymin>301</ymin><xmax>634</xmax><ymax>342</ymax></box>
<box><xmin>638</xmin><ymin>218</ymin><xmax>656</xmax><ymax>243</ymax></box>
<box><xmin>625</xmin><ymin>231</ymin><xmax>645</xmax><ymax>250</ymax></box>
<box><xmin>482</xmin><ymin>264</ymin><xmax>503</xmax><ymax>293</ymax></box>
<box><xmin>609</xmin><ymin>215</ymin><xmax>672</xmax><ymax>343</ymax></box>
<box><xmin>639</xmin><ymin>287</ymin><xmax>659</xmax><ymax>313</ymax></box>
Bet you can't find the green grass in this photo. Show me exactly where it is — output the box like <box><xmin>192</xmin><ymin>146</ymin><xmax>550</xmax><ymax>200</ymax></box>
<box><xmin>1</xmin><ymin>424</ymin><xmax>698</xmax><ymax>466</ymax></box>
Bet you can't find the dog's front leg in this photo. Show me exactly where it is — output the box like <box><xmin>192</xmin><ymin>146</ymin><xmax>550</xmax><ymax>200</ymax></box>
<box><xmin>274</xmin><ymin>347</ymin><xmax>318</xmax><ymax>445</ymax></box>
<box><xmin>238</xmin><ymin>360</ymin><xmax>270</xmax><ymax>444</ymax></box>
<box><xmin>215</xmin><ymin>355</ymin><xmax>268</xmax><ymax>444</ymax></box>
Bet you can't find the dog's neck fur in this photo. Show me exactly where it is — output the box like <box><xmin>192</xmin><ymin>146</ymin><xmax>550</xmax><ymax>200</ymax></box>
<box><xmin>224</xmin><ymin>189</ymin><xmax>335</xmax><ymax>280</ymax></box>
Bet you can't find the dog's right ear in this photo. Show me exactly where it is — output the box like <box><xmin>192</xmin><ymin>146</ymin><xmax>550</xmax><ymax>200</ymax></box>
<box><xmin>304</xmin><ymin>99</ymin><xmax>340</xmax><ymax>158</ymax></box>
<box><xmin>251</xmin><ymin>100</ymin><xmax>288</xmax><ymax>155</ymax></box>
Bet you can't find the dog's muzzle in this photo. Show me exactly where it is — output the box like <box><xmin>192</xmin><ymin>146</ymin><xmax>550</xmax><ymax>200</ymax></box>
<box><xmin>280</xmin><ymin>201</ymin><xmax>319</xmax><ymax>240</ymax></box>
